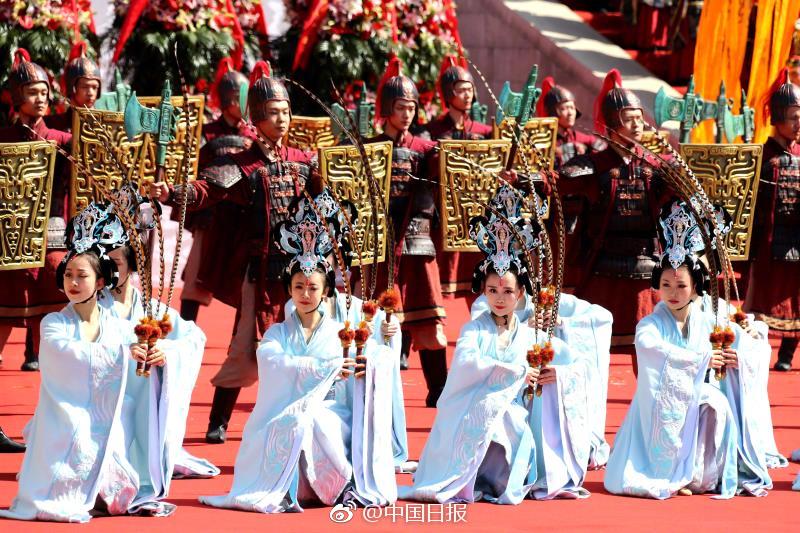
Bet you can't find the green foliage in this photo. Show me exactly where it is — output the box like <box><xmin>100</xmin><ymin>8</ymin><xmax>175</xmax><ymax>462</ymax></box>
<box><xmin>273</xmin><ymin>28</ymin><xmax>455</xmax><ymax>115</ymax></box>
<box><xmin>110</xmin><ymin>23</ymin><xmax>237</xmax><ymax>95</ymax></box>
<box><xmin>0</xmin><ymin>23</ymin><xmax>99</xmax><ymax>97</ymax></box>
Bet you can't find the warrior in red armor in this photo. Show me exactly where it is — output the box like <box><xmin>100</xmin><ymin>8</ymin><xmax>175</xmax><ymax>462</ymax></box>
<box><xmin>426</xmin><ymin>56</ymin><xmax>492</xmax><ymax>141</ymax></box>
<box><xmin>149</xmin><ymin>62</ymin><xmax>315</xmax><ymax>443</ymax></box>
<box><xmin>179</xmin><ymin>57</ymin><xmax>257</xmax><ymax>324</ymax></box>
<box><xmin>44</xmin><ymin>42</ymin><xmax>101</xmax><ymax>133</ymax></box>
<box><xmin>0</xmin><ymin>50</ymin><xmax>72</xmax><ymax>374</ymax></box>
<box><xmin>557</xmin><ymin>70</ymin><xmax>670</xmax><ymax>346</ymax></box>
<box><xmin>427</xmin><ymin>57</ymin><xmax>493</xmax><ymax>303</ymax></box>
<box><xmin>745</xmin><ymin>68</ymin><xmax>800</xmax><ymax>370</ymax></box>
<box><xmin>537</xmin><ymin>77</ymin><xmax>606</xmax><ymax>169</ymax></box>
<box><xmin>367</xmin><ymin>57</ymin><xmax>448</xmax><ymax>406</ymax></box>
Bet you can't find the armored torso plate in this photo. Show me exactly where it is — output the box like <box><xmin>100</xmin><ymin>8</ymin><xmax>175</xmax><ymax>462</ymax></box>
<box><xmin>593</xmin><ymin>162</ymin><xmax>657</xmax><ymax>278</ymax></box>
<box><xmin>391</xmin><ymin>146</ymin><xmax>436</xmax><ymax>256</ymax></box>
<box><xmin>770</xmin><ymin>152</ymin><xmax>800</xmax><ymax>261</ymax></box>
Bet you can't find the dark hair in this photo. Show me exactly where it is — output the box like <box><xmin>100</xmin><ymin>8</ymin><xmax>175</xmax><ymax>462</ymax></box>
<box><xmin>114</xmin><ymin>244</ymin><xmax>137</xmax><ymax>272</ymax></box>
<box><xmin>56</xmin><ymin>251</ymin><xmax>115</xmax><ymax>291</ymax></box>
<box><xmin>282</xmin><ymin>262</ymin><xmax>335</xmax><ymax>298</ymax></box>
<box><xmin>650</xmin><ymin>256</ymin><xmax>709</xmax><ymax>295</ymax></box>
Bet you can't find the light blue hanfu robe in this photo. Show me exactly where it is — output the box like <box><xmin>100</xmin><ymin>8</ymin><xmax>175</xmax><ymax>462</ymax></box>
<box><xmin>527</xmin><ymin>333</ymin><xmax>592</xmax><ymax>500</ymax></box>
<box><xmin>472</xmin><ymin>293</ymin><xmax>612</xmax><ymax>468</ymax></box>
<box><xmin>285</xmin><ymin>289</ymin><xmax>409</xmax><ymax>469</ymax></box>
<box><xmin>199</xmin><ymin>307</ymin><xmax>397</xmax><ymax>513</ymax></box>
<box><xmin>604</xmin><ymin>301</ymin><xmax>772</xmax><ymax>499</ymax></box>
<box><xmin>0</xmin><ymin>303</ymin><xmax>200</xmax><ymax>522</ymax></box>
<box><xmin>400</xmin><ymin>312</ymin><xmax>588</xmax><ymax>504</ymax></box>
<box><xmin>99</xmin><ymin>287</ymin><xmax>218</xmax><ymax>479</ymax></box>
<box><xmin>698</xmin><ymin>295</ymin><xmax>788</xmax><ymax>469</ymax></box>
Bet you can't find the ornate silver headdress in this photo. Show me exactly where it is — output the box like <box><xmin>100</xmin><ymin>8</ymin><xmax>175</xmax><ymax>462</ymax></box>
<box><xmin>657</xmin><ymin>199</ymin><xmax>732</xmax><ymax>270</ymax></box>
<box><xmin>470</xmin><ymin>185</ymin><xmax>541</xmax><ymax>294</ymax></box>
<box><xmin>276</xmin><ymin>191</ymin><xmax>343</xmax><ymax>279</ymax></box>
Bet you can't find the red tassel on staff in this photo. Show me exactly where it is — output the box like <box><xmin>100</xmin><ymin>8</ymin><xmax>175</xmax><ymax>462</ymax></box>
<box><xmin>537</xmin><ymin>76</ymin><xmax>555</xmax><ymax>117</ymax></box>
<box><xmin>113</xmin><ymin>0</ymin><xmax>149</xmax><ymax>62</ymax></box>
<box><xmin>292</xmin><ymin>0</ymin><xmax>330</xmax><ymax>72</ymax></box>
<box><xmin>593</xmin><ymin>68</ymin><xmax>623</xmax><ymax>133</ymax></box>
<box><xmin>375</xmin><ymin>54</ymin><xmax>402</xmax><ymax>121</ymax></box>
<box><xmin>762</xmin><ymin>67</ymin><xmax>789</xmax><ymax>125</ymax></box>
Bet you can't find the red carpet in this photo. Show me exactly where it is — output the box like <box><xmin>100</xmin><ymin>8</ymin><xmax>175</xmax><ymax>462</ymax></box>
<box><xmin>1</xmin><ymin>291</ymin><xmax>799</xmax><ymax>531</ymax></box>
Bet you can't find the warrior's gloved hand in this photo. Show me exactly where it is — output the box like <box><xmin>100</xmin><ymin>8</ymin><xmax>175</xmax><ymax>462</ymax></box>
<box><xmin>149</xmin><ymin>181</ymin><xmax>170</xmax><ymax>203</ymax></box>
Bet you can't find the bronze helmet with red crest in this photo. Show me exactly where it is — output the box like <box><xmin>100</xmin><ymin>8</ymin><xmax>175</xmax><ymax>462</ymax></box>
<box><xmin>593</xmin><ymin>69</ymin><xmax>643</xmax><ymax>132</ymax></box>
<box><xmin>437</xmin><ymin>55</ymin><xmax>474</xmax><ymax>110</ymax></box>
<box><xmin>765</xmin><ymin>67</ymin><xmax>800</xmax><ymax>125</ymax></box>
<box><xmin>8</xmin><ymin>49</ymin><xmax>50</xmax><ymax>107</ymax></box>
<box><xmin>211</xmin><ymin>56</ymin><xmax>248</xmax><ymax>111</ymax></box>
<box><xmin>537</xmin><ymin>76</ymin><xmax>581</xmax><ymax>119</ymax></box>
<box><xmin>376</xmin><ymin>56</ymin><xmax>419</xmax><ymax>119</ymax></box>
<box><xmin>247</xmin><ymin>61</ymin><xmax>291</xmax><ymax>123</ymax></box>
<box><xmin>63</xmin><ymin>41</ymin><xmax>101</xmax><ymax>100</ymax></box>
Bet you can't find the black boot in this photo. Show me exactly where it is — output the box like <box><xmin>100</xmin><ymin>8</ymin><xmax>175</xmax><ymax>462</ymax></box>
<box><xmin>0</xmin><ymin>426</ymin><xmax>25</xmax><ymax>453</ymax></box>
<box><xmin>419</xmin><ymin>348</ymin><xmax>448</xmax><ymax>407</ymax></box>
<box><xmin>180</xmin><ymin>299</ymin><xmax>201</xmax><ymax>322</ymax></box>
<box><xmin>205</xmin><ymin>387</ymin><xmax>241</xmax><ymax>443</ymax></box>
<box><xmin>21</xmin><ymin>327</ymin><xmax>38</xmax><ymax>372</ymax></box>
<box><xmin>399</xmin><ymin>332</ymin><xmax>411</xmax><ymax>371</ymax></box>
<box><xmin>774</xmin><ymin>338</ymin><xmax>798</xmax><ymax>371</ymax></box>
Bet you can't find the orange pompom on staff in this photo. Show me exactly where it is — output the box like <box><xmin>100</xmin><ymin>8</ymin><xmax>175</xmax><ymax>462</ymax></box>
<box><xmin>362</xmin><ymin>299</ymin><xmax>378</xmax><ymax>323</ymax></box>
<box><xmin>133</xmin><ymin>317</ymin><xmax>161</xmax><ymax>377</ymax></box>
<box><xmin>731</xmin><ymin>307</ymin><xmax>748</xmax><ymax>329</ymax></box>
<box><xmin>535</xmin><ymin>342</ymin><xmax>555</xmax><ymax>397</ymax></box>
<box><xmin>338</xmin><ymin>321</ymin><xmax>356</xmax><ymax>360</ymax></box>
<box><xmin>378</xmin><ymin>288</ymin><xmax>401</xmax><ymax>344</ymax></box>
<box><xmin>710</xmin><ymin>325</ymin><xmax>735</xmax><ymax>380</ymax></box>
<box><xmin>526</xmin><ymin>348</ymin><xmax>542</xmax><ymax>400</ymax></box>
<box><xmin>354</xmin><ymin>321</ymin><xmax>371</xmax><ymax>379</ymax></box>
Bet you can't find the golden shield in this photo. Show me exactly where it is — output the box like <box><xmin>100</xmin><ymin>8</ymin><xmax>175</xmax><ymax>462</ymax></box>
<box><xmin>679</xmin><ymin>143</ymin><xmax>763</xmax><ymax>261</ymax></box>
<box><xmin>318</xmin><ymin>141</ymin><xmax>392</xmax><ymax>266</ymax></box>
<box><xmin>641</xmin><ymin>130</ymin><xmax>671</xmax><ymax>154</ymax></box>
<box><xmin>493</xmin><ymin>117</ymin><xmax>557</xmax><ymax>173</ymax></box>
<box><xmin>0</xmin><ymin>141</ymin><xmax>57</xmax><ymax>270</ymax></box>
<box><xmin>439</xmin><ymin>139</ymin><xmax>513</xmax><ymax>252</ymax></box>
<box><xmin>287</xmin><ymin>116</ymin><xmax>336</xmax><ymax>151</ymax></box>
<box><xmin>69</xmin><ymin>95</ymin><xmax>204</xmax><ymax>216</ymax></box>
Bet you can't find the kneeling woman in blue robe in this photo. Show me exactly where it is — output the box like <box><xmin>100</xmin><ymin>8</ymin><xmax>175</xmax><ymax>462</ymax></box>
<box><xmin>200</xmin><ymin>190</ymin><xmax>397</xmax><ymax>513</ymax></box>
<box><xmin>0</xmin><ymin>205</ymin><xmax>193</xmax><ymax>522</ymax></box>
<box><xmin>604</xmin><ymin>200</ymin><xmax>771</xmax><ymax>499</ymax></box>
<box><xmin>401</xmin><ymin>187</ymin><xmax>591</xmax><ymax>503</ymax></box>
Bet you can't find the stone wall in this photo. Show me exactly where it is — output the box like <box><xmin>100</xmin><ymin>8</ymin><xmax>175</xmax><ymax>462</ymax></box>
<box><xmin>457</xmin><ymin>0</ymin><xmax>603</xmax><ymax>130</ymax></box>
